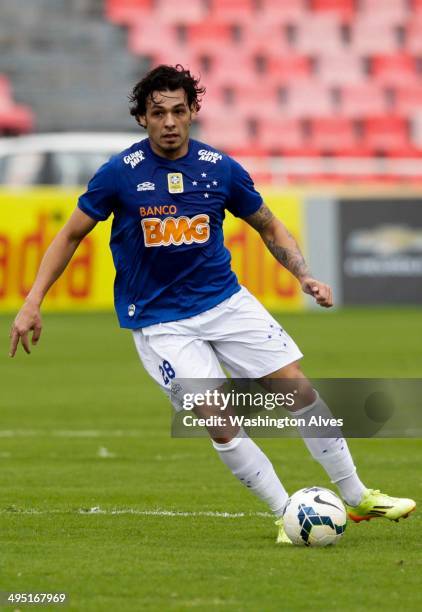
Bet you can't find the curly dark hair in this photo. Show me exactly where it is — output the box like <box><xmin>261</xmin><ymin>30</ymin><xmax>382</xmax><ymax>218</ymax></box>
<box><xmin>129</xmin><ymin>64</ymin><xmax>206</xmax><ymax>126</ymax></box>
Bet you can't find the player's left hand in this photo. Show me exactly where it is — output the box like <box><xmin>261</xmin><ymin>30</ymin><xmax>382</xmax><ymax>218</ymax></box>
<box><xmin>300</xmin><ymin>277</ymin><xmax>333</xmax><ymax>308</ymax></box>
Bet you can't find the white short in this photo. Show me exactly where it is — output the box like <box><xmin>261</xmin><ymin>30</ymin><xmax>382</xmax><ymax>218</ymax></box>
<box><xmin>132</xmin><ymin>286</ymin><xmax>303</xmax><ymax>410</ymax></box>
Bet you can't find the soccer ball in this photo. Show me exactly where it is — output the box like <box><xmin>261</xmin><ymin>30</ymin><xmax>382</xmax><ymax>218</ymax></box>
<box><xmin>283</xmin><ymin>486</ymin><xmax>347</xmax><ymax>547</ymax></box>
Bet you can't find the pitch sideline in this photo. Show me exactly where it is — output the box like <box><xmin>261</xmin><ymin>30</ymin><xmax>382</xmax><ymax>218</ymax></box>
<box><xmin>0</xmin><ymin>507</ymin><xmax>272</xmax><ymax>518</ymax></box>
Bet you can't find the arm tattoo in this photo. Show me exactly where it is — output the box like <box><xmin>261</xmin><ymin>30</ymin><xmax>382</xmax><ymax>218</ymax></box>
<box><xmin>245</xmin><ymin>203</ymin><xmax>310</xmax><ymax>279</ymax></box>
<box><xmin>245</xmin><ymin>203</ymin><xmax>274</xmax><ymax>232</ymax></box>
<box><xmin>264</xmin><ymin>238</ymin><xmax>310</xmax><ymax>280</ymax></box>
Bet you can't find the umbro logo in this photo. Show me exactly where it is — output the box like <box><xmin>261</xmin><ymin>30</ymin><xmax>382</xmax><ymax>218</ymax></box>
<box><xmin>137</xmin><ymin>181</ymin><xmax>155</xmax><ymax>191</ymax></box>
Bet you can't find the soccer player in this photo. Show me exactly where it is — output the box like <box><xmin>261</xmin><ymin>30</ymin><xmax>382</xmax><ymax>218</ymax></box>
<box><xmin>9</xmin><ymin>65</ymin><xmax>415</xmax><ymax>542</ymax></box>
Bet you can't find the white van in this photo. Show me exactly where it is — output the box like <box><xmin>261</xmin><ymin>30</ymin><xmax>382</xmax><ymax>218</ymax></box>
<box><xmin>0</xmin><ymin>132</ymin><xmax>140</xmax><ymax>186</ymax></box>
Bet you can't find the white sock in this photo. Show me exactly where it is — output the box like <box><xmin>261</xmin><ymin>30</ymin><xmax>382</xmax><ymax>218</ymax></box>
<box><xmin>212</xmin><ymin>433</ymin><xmax>288</xmax><ymax>517</ymax></box>
<box><xmin>294</xmin><ymin>391</ymin><xmax>366</xmax><ymax>506</ymax></box>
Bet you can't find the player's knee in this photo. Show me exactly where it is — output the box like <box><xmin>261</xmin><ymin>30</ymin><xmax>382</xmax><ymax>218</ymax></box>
<box><xmin>280</xmin><ymin>360</ymin><xmax>303</xmax><ymax>378</ymax></box>
<box><xmin>300</xmin><ymin>383</ymin><xmax>317</xmax><ymax>407</ymax></box>
<box><xmin>211</xmin><ymin>434</ymin><xmax>236</xmax><ymax>444</ymax></box>
<box><xmin>262</xmin><ymin>361</ymin><xmax>315</xmax><ymax>405</ymax></box>
<box><xmin>284</xmin><ymin>364</ymin><xmax>315</xmax><ymax>405</ymax></box>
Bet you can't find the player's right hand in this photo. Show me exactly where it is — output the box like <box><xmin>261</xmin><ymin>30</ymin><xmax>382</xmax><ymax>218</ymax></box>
<box><xmin>9</xmin><ymin>300</ymin><xmax>42</xmax><ymax>357</ymax></box>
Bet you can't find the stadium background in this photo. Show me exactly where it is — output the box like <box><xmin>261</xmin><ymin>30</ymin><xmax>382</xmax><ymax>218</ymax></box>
<box><xmin>1</xmin><ymin>2</ymin><xmax>421</xmax><ymax>611</ymax></box>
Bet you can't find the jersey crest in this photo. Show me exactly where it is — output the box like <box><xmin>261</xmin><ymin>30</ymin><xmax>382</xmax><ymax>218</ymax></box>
<box><xmin>167</xmin><ymin>173</ymin><xmax>184</xmax><ymax>193</ymax></box>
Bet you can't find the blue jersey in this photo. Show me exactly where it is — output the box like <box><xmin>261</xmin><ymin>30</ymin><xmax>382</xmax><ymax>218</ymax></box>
<box><xmin>78</xmin><ymin>137</ymin><xmax>263</xmax><ymax>328</ymax></box>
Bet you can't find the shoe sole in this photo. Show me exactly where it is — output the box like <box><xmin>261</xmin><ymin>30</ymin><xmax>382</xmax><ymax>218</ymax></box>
<box><xmin>348</xmin><ymin>504</ymin><xmax>416</xmax><ymax>523</ymax></box>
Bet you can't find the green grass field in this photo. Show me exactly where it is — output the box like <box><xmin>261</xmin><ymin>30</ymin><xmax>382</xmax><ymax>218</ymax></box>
<box><xmin>0</xmin><ymin>308</ymin><xmax>421</xmax><ymax>611</ymax></box>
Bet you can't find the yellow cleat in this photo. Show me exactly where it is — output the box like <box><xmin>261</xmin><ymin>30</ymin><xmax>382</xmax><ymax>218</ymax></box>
<box><xmin>347</xmin><ymin>489</ymin><xmax>416</xmax><ymax>523</ymax></box>
<box><xmin>275</xmin><ymin>517</ymin><xmax>292</xmax><ymax>544</ymax></box>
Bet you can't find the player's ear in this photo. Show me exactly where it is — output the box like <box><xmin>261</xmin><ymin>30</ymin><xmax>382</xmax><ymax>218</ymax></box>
<box><xmin>138</xmin><ymin>115</ymin><xmax>147</xmax><ymax>129</ymax></box>
<box><xmin>189</xmin><ymin>108</ymin><xmax>197</xmax><ymax>125</ymax></box>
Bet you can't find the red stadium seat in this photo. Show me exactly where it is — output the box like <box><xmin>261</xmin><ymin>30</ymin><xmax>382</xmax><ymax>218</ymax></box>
<box><xmin>309</xmin><ymin>117</ymin><xmax>358</xmax><ymax>151</ymax></box>
<box><xmin>352</xmin><ymin>17</ymin><xmax>400</xmax><ymax>53</ymax></box>
<box><xmin>196</xmin><ymin>52</ymin><xmax>258</xmax><ymax>87</ymax></box>
<box><xmin>339</xmin><ymin>83</ymin><xmax>388</xmax><ymax>117</ymax></box>
<box><xmin>199</xmin><ymin>116</ymin><xmax>253</xmax><ymax>150</ymax></box>
<box><xmin>317</xmin><ymin>53</ymin><xmax>365</xmax><ymax>85</ymax></box>
<box><xmin>242</xmin><ymin>21</ymin><xmax>289</xmax><ymax>54</ymax></box>
<box><xmin>198</xmin><ymin>94</ymin><xmax>232</xmax><ymax>123</ymax></box>
<box><xmin>105</xmin><ymin>0</ymin><xmax>153</xmax><ymax>25</ymax></box>
<box><xmin>387</xmin><ymin>146</ymin><xmax>422</xmax><ymax>158</ymax></box>
<box><xmin>310</xmin><ymin>0</ymin><xmax>355</xmax><ymax>19</ymax></box>
<box><xmin>258</xmin><ymin>118</ymin><xmax>306</xmax><ymax>152</ymax></box>
<box><xmin>293</xmin><ymin>15</ymin><xmax>345</xmax><ymax>53</ymax></box>
<box><xmin>333</xmin><ymin>147</ymin><xmax>375</xmax><ymax>157</ymax></box>
<box><xmin>264</xmin><ymin>55</ymin><xmax>312</xmax><ymax>82</ymax></box>
<box><xmin>359</xmin><ymin>0</ymin><xmax>408</xmax><ymax>21</ymax></box>
<box><xmin>405</xmin><ymin>17</ymin><xmax>422</xmax><ymax>53</ymax></box>
<box><xmin>226</xmin><ymin>84</ymin><xmax>283</xmax><ymax>120</ymax></box>
<box><xmin>0</xmin><ymin>75</ymin><xmax>34</xmax><ymax>134</ymax></box>
<box><xmin>152</xmin><ymin>48</ymin><xmax>202</xmax><ymax>75</ymax></box>
<box><xmin>155</xmin><ymin>0</ymin><xmax>207</xmax><ymax>24</ymax></box>
<box><xmin>186</xmin><ymin>22</ymin><xmax>235</xmax><ymax>54</ymax></box>
<box><xmin>205</xmin><ymin>87</ymin><xmax>284</xmax><ymax>123</ymax></box>
<box><xmin>372</xmin><ymin>54</ymin><xmax>418</xmax><ymax>86</ymax></box>
<box><xmin>259</xmin><ymin>0</ymin><xmax>308</xmax><ymax>23</ymax></box>
<box><xmin>395</xmin><ymin>86</ymin><xmax>422</xmax><ymax>115</ymax></box>
<box><xmin>128</xmin><ymin>18</ymin><xmax>180</xmax><ymax>56</ymax></box>
<box><xmin>363</xmin><ymin>116</ymin><xmax>409</xmax><ymax>151</ymax></box>
<box><xmin>0</xmin><ymin>100</ymin><xmax>34</xmax><ymax>134</ymax></box>
<box><xmin>210</xmin><ymin>0</ymin><xmax>256</xmax><ymax>22</ymax></box>
<box><xmin>282</xmin><ymin>81</ymin><xmax>335</xmax><ymax>117</ymax></box>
